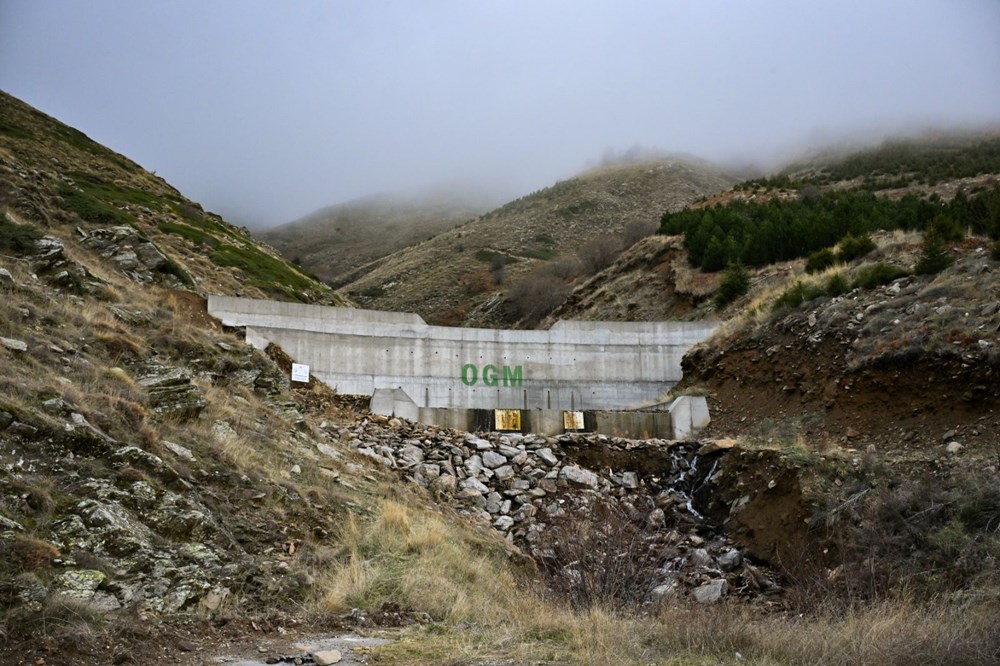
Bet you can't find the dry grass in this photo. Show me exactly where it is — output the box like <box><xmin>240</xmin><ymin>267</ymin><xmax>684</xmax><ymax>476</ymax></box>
<box><xmin>313</xmin><ymin>495</ymin><xmax>1000</xmax><ymax>665</ymax></box>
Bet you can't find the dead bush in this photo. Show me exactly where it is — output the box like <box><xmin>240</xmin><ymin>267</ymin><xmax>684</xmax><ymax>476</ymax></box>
<box><xmin>576</xmin><ymin>233</ymin><xmax>623</xmax><ymax>274</ymax></box>
<box><xmin>506</xmin><ymin>271</ymin><xmax>570</xmax><ymax>325</ymax></box>
<box><xmin>537</xmin><ymin>498</ymin><xmax>666</xmax><ymax>609</ymax></box>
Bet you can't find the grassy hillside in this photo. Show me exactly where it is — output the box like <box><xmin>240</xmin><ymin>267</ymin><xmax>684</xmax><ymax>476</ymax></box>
<box><xmin>259</xmin><ymin>191</ymin><xmax>493</xmax><ymax>285</ymax></box>
<box><xmin>341</xmin><ymin>159</ymin><xmax>738</xmax><ymax>327</ymax></box>
<box><xmin>0</xmin><ymin>91</ymin><xmax>348</xmax><ymax>305</ymax></box>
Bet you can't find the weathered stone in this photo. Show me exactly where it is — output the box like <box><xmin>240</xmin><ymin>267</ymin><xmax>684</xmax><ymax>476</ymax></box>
<box><xmin>7</xmin><ymin>422</ymin><xmax>37</xmax><ymax>438</ymax></box>
<box><xmin>313</xmin><ymin>650</ymin><xmax>342</xmax><ymax>665</ymax></box>
<box><xmin>620</xmin><ymin>471</ymin><xmax>639</xmax><ymax>489</ymax></box>
<box><xmin>433</xmin><ymin>474</ymin><xmax>457</xmax><ymax>493</ymax></box>
<box><xmin>498</xmin><ymin>445</ymin><xmax>521</xmax><ymax>459</ymax></box>
<box><xmin>464</xmin><ymin>455</ymin><xmax>484</xmax><ymax>475</ymax></box>
<box><xmin>650</xmin><ymin>581</ymin><xmax>677</xmax><ymax>602</ymax></box>
<box><xmin>718</xmin><ymin>550</ymin><xmax>743</xmax><ymax>572</ymax></box>
<box><xmin>56</xmin><ymin>569</ymin><xmax>106</xmax><ymax>600</ymax></box>
<box><xmin>138</xmin><ymin>362</ymin><xmax>206</xmax><ymax>417</ymax></box>
<box><xmin>697</xmin><ymin>438</ymin><xmax>738</xmax><ymax>455</ymax></box>
<box><xmin>945</xmin><ymin>441</ymin><xmax>964</xmax><ymax>454</ymax></box>
<box><xmin>647</xmin><ymin>508</ymin><xmax>666</xmax><ymax>526</ymax></box>
<box><xmin>466</xmin><ymin>436</ymin><xmax>493</xmax><ymax>450</ymax></box>
<box><xmin>493</xmin><ymin>465</ymin><xmax>515</xmax><ymax>481</ymax></box>
<box><xmin>398</xmin><ymin>444</ymin><xmax>424</xmax><ymax>466</ymax></box>
<box><xmin>535</xmin><ymin>447</ymin><xmax>559</xmax><ymax>466</ymax></box>
<box><xmin>419</xmin><ymin>463</ymin><xmax>440</xmax><ymax>478</ymax></box>
<box><xmin>482</xmin><ymin>450</ymin><xmax>507</xmax><ymax>468</ymax></box>
<box><xmin>493</xmin><ymin>516</ymin><xmax>514</xmax><ymax>531</ymax></box>
<box><xmin>693</xmin><ymin>579</ymin><xmax>727</xmax><ymax>604</ymax></box>
<box><xmin>316</xmin><ymin>442</ymin><xmax>343</xmax><ymax>460</ymax></box>
<box><xmin>161</xmin><ymin>440</ymin><xmax>196</xmax><ymax>462</ymax></box>
<box><xmin>134</xmin><ymin>242</ymin><xmax>168</xmax><ymax>269</ymax></box>
<box><xmin>0</xmin><ymin>514</ymin><xmax>24</xmax><ymax>532</ymax></box>
<box><xmin>690</xmin><ymin>548</ymin><xmax>712</xmax><ymax>568</ymax></box>
<box><xmin>558</xmin><ymin>465</ymin><xmax>599</xmax><ymax>489</ymax></box>
<box><xmin>459</xmin><ymin>477</ymin><xmax>489</xmax><ymax>494</ymax></box>
<box><xmin>0</xmin><ymin>410</ymin><xmax>15</xmax><ymax>430</ymax></box>
<box><xmin>199</xmin><ymin>586</ymin><xmax>230</xmax><ymax>613</ymax></box>
<box><xmin>456</xmin><ymin>488</ymin><xmax>487</xmax><ymax>508</ymax></box>
<box><xmin>0</xmin><ymin>268</ymin><xmax>13</xmax><ymax>285</ymax></box>
<box><xmin>0</xmin><ymin>337</ymin><xmax>28</xmax><ymax>352</ymax></box>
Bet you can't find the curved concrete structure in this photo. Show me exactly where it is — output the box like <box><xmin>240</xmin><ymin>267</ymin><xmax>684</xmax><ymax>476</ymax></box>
<box><xmin>208</xmin><ymin>296</ymin><xmax>717</xmax><ymax>413</ymax></box>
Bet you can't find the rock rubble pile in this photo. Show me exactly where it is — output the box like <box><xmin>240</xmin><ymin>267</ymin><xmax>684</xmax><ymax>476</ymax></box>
<box><xmin>324</xmin><ymin>416</ymin><xmax>780</xmax><ymax>605</ymax></box>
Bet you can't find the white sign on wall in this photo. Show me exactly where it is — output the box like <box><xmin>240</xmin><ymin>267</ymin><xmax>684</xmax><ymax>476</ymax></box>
<box><xmin>291</xmin><ymin>363</ymin><xmax>310</xmax><ymax>383</ymax></box>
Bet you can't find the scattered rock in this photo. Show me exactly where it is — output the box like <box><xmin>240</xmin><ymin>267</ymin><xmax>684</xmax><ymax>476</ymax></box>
<box><xmin>945</xmin><ymin>441</ymin><xmax>964</xmax><ymax>454</ymax></box>
<box><xmin>313</xmin><ymin>650</ymin><xmax>343</xmax><ymax>665</ymax></box>
<box><xmin>718</xmin><ymin>550</ymin><xmax>743</xmax><ymax>572</ymax></box>
<box><xmin>1</xmin><ymin>336</ymin><xmax>28</xmax><ymax>352</ymax></box>
<box><xmin>693</xmin><ymin>579</ymin><xmax>728</xmax><ymax>604</ymax></box>
<box><xmin>558</xmin><ymin>465</ymin><xmax>599</xmax><ymax>489</ymax></box>
<box><xmin>163</xmin><ymin>440</ymin><xmax>197</xmax><ymax>462</ymax></box>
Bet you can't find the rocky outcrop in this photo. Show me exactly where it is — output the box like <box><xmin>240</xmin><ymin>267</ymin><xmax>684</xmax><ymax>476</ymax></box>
<box><xmin>79</xmin><ymin>226</ymin><xmax>181</xmax><ymax>286</ymax></box>
<box><xmin>136</xmin><ymin>359</ymin><xmax>207</xmax><ymax>419</ymax></box>
<box><xmin>321</xmin><ymin>416</ymin><xmax>780</xmax><ymax>605</ymax></box>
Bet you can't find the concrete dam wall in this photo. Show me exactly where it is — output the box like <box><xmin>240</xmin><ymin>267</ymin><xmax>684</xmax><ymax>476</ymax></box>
<box><xmin>208</xmin><ymin>296</ymin><xmax>717</xmax><ymax>417</ymax></box>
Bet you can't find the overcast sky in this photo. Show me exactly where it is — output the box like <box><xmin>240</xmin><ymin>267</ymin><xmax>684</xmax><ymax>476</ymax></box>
<box><xmin>2</xmin><ymin>1</ymin><xmax>998</xmax><ymax>228</ymax></box>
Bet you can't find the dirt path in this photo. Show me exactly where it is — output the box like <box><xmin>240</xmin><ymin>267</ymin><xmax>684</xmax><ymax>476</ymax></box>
<box><xmin>201</xmin><ymin>633</ymin><xmax>392</xmax><ymax>666</ymax></box>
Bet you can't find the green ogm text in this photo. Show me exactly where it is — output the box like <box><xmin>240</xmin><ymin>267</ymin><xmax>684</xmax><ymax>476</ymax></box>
<box><xmin>461</xmin><ymin>364</ymin><xmax>523</xmax><ymax>387</ymax></box>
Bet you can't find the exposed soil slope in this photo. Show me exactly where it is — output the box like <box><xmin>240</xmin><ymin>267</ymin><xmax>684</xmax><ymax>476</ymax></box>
<box><xmin>677</xmin><ymin>238</ymin><xmax>1000</xmax><ymax>451</ymax></box>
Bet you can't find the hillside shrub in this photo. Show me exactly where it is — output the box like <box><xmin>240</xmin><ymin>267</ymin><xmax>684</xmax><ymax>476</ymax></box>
<box><xmin>836</xmin><ymin>233</ymin><xmax>876</xmax><ymax>263</ymax></box>
<box><xmin>474</xmin><ymin>249</ymin><xmax>519</xmax><ymax>265</ymax></box>
<box><xmin>795</xmin><ymin>135</ymin><xmax>1000</xmax><ymax>187</ymax></box>
<box><xmin>714</xmin><ymin>262</ymin><xmax>750</xmax><ymax>308</ymax></box>
<box><xmin>660</xmin><ymin>184</ymin><xmax>999</xmax><ymax>270</ymax></box>
<box><xmin>0</xmin><ymin>216</ymin><xmax>43</xmax><ymax>253</ymax></box>
<box><xmin>851</xmin><ymin>263</ymin><xmax>909</xmax><ymax>290</ymax></box>
<box><xmin>914</xmin><ymin>234</ymin><xmax>954</xmax><ymax>275</ymax></box>
<box><xmin>773</xmin><ymin>281</ymin><xmax>826</xmax><ymax>311</ymax></box>
<box><xmin>926</xmin><ymin>214</ymin><xmax>964</xmax><ymax>242</ymax></box>
<box><xmin>805</xmin><ymin>248</ymin><xmax>836</xmax><ymax>274</ymax></box>
<box><xmin>824</xmin><ymin>272</ymin><xmax>849</xmax><ymax>297</ymax></box>
<box><xmin>577</xmin><ymin>234</ymin><xmax>623</xmax><ymax>274</ymax></box>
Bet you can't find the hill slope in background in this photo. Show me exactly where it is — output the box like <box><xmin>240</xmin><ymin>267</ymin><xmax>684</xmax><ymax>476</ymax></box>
<box><xmin>339</xmin><ymin>158</ymin><xmax>738</xmax><ymax>327</ymax></box>
<box><xmin>259</xmin><ymin>191</ymin><xmax>494</xmax><ymax>285</ymax></box>
<box><xmin>553</xmin><ymin>131</ymin><xmax>1000</xmax><ymax>447</ymax></box>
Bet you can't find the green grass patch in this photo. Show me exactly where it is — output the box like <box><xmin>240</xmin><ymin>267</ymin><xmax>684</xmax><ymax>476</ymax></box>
<box><xmin>773</xmin><ymin>280</ymin><xmax>827</xmax><ymax>311</ymax></box>
<box><xmin>209</xmin><ymin>244</ymin><xmax>316</xmax><ymax>292</ymax></box>
<box><xmin>474</xmin><ymin>249</ymin><xmax>520</xmax><ymax>264</ymax></box>
<box><xmin>851</xmin><ymin>263</ymin><xmax>910</xmax><ymax>290</ymax></box>
<box><xmin>0</xmin><ymin>216</ymin><xmax>44</xmax><ymax>253</ymax></box>
<box><xmin>158</xmin><ymin>222</ymin><xmax>220</xmax><ymax>249</ymax></box>
<box><xmin>521</xmin><ymin>247</ymin><xmax>557</xmax><ymax>260</ymax></box>
<box><xmin>57</xmin><ymin>183</ymin><xmax>134</xmax><ymax>226</ymax></box>
<box><xmin>66</xmin><ymin>171</ymin><xmax>166</xmax><ymax>210</ymax></box>
<box><xmin>0</xmin><ymin>119</ymin><xmax>33</xmax><ymax>140</ymax></box>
